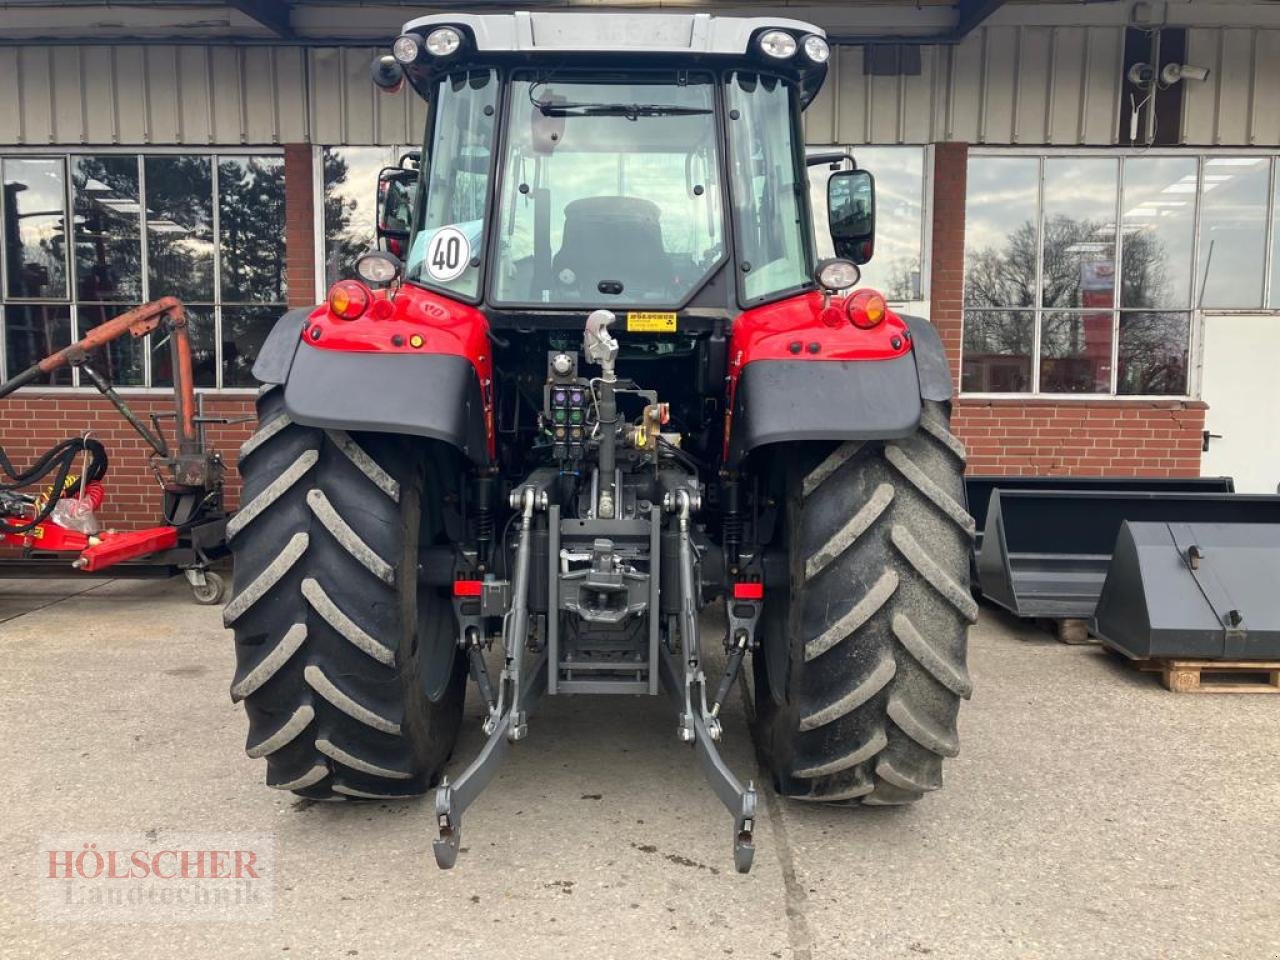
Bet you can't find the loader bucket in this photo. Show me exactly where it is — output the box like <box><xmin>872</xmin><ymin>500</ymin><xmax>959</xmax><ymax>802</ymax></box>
<box><xmin>965</xmin><ymin>476</ymin><xmax>1235</xmax><ymax>564</ymax></box>
<box><xmin>1092</xmin><ymin>520</ymin><xmax>1280</xmax><ymax>660</ymax></box>
<box><xmin>975</xmin><ymin>490</ymin><xmax>1280</xmax><ymax>620</ymax></box>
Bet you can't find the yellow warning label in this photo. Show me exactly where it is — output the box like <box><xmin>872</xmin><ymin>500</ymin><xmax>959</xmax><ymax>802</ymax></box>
<box><xmin>627</xmin><ymin>312</ymin><xmax>677</xmax><ymax>333</ymax></box>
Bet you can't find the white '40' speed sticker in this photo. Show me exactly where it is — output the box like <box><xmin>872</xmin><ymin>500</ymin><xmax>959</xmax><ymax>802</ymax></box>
<box><xmin>426</xmin><ymin>226</ymin><xmax>470</xmax><ymax>283</ymax></box>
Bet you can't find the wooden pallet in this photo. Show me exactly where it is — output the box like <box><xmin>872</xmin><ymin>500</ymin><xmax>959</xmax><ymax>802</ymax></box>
<box><xmin>1132</xmin><ymin>658</ymin><xmax>1280</xmax><ymax>694</ymax></box>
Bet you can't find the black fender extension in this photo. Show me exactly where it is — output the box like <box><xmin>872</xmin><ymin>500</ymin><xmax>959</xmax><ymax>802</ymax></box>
<box><xmin>726</xmin><ymin>313</ymin><xmax>952</xmax><ymax>466</ymax></box>
<box><xmin>251</xmin><ymin>309</ymin><xmax>490</xmax><ymax>465</ymax></box>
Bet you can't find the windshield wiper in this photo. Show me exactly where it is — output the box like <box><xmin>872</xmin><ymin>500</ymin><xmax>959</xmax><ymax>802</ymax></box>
<box><xmin>534</xmin><ymin>102</ymin><xmax>711</xmax><ymax>121</ymax></box>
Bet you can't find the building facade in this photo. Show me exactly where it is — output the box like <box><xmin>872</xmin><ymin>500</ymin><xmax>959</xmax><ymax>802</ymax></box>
<box><xmin>2</xmin><ymin>0</ymin><xmax>1279</xmax><ymax>528</ymax></box>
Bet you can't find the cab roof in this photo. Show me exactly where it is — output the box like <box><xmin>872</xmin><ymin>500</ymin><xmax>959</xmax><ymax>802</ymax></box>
<box><xmin>401</xmin><ymin>12</ymin><xmax>826</xmax><ymax>55</ymax></box>
<box><xmin>395</xmin><ymin>12</ymin><xmax>830</xmax><ymax>106</ymax></box>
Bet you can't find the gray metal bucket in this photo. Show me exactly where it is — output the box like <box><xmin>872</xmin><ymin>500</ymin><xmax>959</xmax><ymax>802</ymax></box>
<box><xmin>1092</xmin><ymin>520</ymin><xmax>1280</xmax><ymax>660</ymax></box>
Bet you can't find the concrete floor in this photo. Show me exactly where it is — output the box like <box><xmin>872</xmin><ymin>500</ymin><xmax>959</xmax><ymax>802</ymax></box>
<box><xmin>1</xmin><ymin>577</ymin><xmax>1278</xmax><ymax>960</ymax></box>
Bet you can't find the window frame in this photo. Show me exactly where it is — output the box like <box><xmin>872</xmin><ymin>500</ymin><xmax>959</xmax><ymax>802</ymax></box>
<box><xmin>961</xmin><ymin>146</ymin><xmax>1280</xmax><ymax>403</ymax></box>
<box><xmin>0</xmin><ymin>144</ymin><xmax>285</xmax><ymax>395</ymax></box>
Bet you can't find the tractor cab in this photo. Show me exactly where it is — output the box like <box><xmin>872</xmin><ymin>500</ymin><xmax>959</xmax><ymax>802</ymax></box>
<box><xmin>371</xmin><ymin>12</ymin><xmax>875</xmax><ymax>323</ymax></box>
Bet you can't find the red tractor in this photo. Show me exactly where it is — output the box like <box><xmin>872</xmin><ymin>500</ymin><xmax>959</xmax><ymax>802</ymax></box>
<box><xmin>226</xmin><ymin>12</ymin><xmax>975</xmax><ymax>873</ymax></box>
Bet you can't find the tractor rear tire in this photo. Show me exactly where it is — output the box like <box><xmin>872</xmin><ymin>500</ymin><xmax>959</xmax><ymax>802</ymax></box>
<box><xmin>754</xmin><ymin>400</ymin><xmax>978</xmax><ymax>805</ymax></box>
<box><xmin>223</xmin><ymin>386</ymin><xmax>467</xmax><ymax>799</ymax></box>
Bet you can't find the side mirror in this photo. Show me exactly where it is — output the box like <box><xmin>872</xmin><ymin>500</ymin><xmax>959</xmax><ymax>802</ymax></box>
<box><xmin>376</xmin><ymin>166</ymin><xmax>417</xmax><ymax>259</ymax></box>
<box><xmin>827</xmin><ymin>170</ymin><xmax>875</xmax><ymax>265</ymax></box>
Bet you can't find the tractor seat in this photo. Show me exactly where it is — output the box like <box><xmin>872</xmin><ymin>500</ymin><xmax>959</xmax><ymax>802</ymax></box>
<box><xmin>552</xmin><ymin>196</ymin><xmax>668</xmax><ymax>295</ymax></box>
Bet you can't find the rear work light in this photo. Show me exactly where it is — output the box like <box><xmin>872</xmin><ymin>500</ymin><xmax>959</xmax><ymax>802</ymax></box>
<box><xmin>328</xmin><ymin>280</ymin><xmax>370</xmax><ymax>321</ymax></box>
<box><xmin>758</xmin><ymin>30</ymin><xmax>797</xmax><ymax>59</ymax></box>
<box><xmin>392</xmin><ymin>34</ymin><xmax>422</xmax><ymax>64</ymax></box>
<box><xmin>425</xmin><ymin>27</ymin><xmax>462</xmax><ymax>57</ymax></box>
<box><xmin>846</xmin><ymin>289</ymin><xmax>887</xmax><ymax>329</ymax></box>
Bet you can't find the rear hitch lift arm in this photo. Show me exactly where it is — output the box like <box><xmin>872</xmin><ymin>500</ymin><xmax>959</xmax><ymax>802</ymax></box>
<box><xmin>432</xmin><ymin>484</ymin><xmax>548</xmax><ymax>869</ymax></box>
<box><xmin>662</xmin><ymin>488</ymin><xmax>757</xmax><ymax>874</ymax></box>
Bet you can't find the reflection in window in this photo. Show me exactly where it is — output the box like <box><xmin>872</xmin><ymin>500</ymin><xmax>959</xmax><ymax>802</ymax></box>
<box><xmin>808</xmin><ymin>147</ymin><xmax>925</xmax><ymax>301</ymax></box>
<box><xmin>72</xmin><ymin>157</ymin><xmax>142</xmax><ymax>302</ymax></box>
<box><xmin>219</xmin><ymin>157</ymin><xmax>287</xmax><ymax>303</ymax></box>
<box><xmin>151</xmin><ymin>306</ymin><xmax>217</xmax><ymax>389</ymax></box>
<box><xmin>1040</xmin><ymin>311</ymin><xmax>1113</xmax><ymax>393</ymax></box>
<box><xmin>145</xmin><ymin>155</ymin><xmax>214</xmax><ymax>303</ymax></box>
<box><xmin>221</xmin><ymin>305</ymin><xmax>278</xmax><ymax>387</ymax></box>
<box><xmin>3</xmin><ymin>158</ymin><xmax>68</xmax><ymax>300</ymax></box>
<box><xmin>1117</xmin><ymin>312</ymin><xmax>1189</xmax><ymax>395</ymax></box>
<box><xmin>1120</xmin><ymin>156</ymin><xmax>1196</xmax><ymax>309</ymax></box>
<box><xmin>79</xmin><ymin>303</ymin><xmax>145</xmax><ymax>386</ymax></box>
<box><xmin>959</xmin><ymin>152</ymin><xmax>1278</xmax><ymax>397</ymax></box>
<box><xmin>0</xmin><ymin>151</ymin><xmax>288</xmax><ymax>389</ymax></box>
<box><xmin>323</xmin><ymin>147</ymin><xmax>402</xmax><ymax>288</ymax></box>
<box><xmin>4</xmin><ymin>304</ymin><xmax>72</xmax><ymax>384</ymax></box>
<box><xmin>1197</xmin><ymin>157</ymin><xmax>1269</xmax><ymax>309</ymax></box>
<box><xmin>963</xmin><ymin>157</ymin><xmax>1038</xmax><ymax>308</ymax></box>
<box><xmin>961</xmin><ymin>310</ymin><xmax>1033</xmax><ymax>393</ymax></box>
<box><xmin>1042</xmin><ymin>158</ymin><xmax>1116</xmax><ymax>309</ymax></box>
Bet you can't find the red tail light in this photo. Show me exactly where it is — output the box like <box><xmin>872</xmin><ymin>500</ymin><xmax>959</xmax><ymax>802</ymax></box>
<box><xmin>328</xmin><ymin>280</ymin><xmax>370</xmax><ymax>321</ymax></box>
<box><xmin>846</xmin><ymin>289</ymin><xmax>887</xmax><ymax>329</ymax></box>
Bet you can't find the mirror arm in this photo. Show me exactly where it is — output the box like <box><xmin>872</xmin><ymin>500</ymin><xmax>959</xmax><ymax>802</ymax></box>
<box><xmin>806</xmin><ymin>150</ymin><xmax>853</xmax><ymax>169</ymax></box>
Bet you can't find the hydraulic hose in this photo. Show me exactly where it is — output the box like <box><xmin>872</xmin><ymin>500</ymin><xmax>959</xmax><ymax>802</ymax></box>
<box><xmin>0</xmin><ymin>438</ymin><xmax>109</xmax><ymax>535</ymax></box>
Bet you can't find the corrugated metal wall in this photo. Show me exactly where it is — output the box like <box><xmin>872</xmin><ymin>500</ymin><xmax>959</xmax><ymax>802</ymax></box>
<box><xmin>804</xmin><ymin>26</ymin><xmax>1126</xmax><ymax>145</ymax></box>
<box><xmin>1182</xmin><ymin>27</ymin><xmax>1280</xmax><ymax>146</ymax></box>
<box><xmin>1</xmin><ymin>28</ymin><xmax>1278</xmax><ymax>147</ymax></box>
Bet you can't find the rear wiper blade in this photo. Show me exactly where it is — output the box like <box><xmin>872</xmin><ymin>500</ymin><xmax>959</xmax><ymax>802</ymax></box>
<box><xmin>535</xmin><ymin>102</ymin><xmax>711</xmax><ymax>120</ymax></box>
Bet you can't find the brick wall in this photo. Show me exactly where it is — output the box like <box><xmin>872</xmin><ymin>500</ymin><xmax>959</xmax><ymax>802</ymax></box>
<box><xmin>952</xmin><ymin>399</ymin><xmax>1207</xmax><ymax>476</ymax></box>
<box><xmin>930</xmin><ymin>142</ymin><xmax>969</xmax><ymax>378</ymax></box>
<box><xmin>284</xmin><ymin>143</ymin><xmax>318</xmax><ymax>309</ymax></box>
<box><xmin>927</xmin><ymin>142</ymin><xmax>1206</xmax><ymax>478</ymax></box>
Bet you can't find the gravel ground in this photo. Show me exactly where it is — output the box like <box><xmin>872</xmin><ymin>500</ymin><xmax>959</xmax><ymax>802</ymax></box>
<box><xmin>1</xmin><ymin>576</ymin><xmax>1277</xmax><ymax>960</ymax></box>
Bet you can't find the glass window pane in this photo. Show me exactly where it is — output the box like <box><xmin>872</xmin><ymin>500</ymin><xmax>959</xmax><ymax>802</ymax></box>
<box><xmin>406</xmin><ymin>71</ymin><xmax>498</xmax><ymax>301</ymax></box>
<box><xmin>1042</xmin><ymin>158</ymin><xmax>1117</xmax><ymax>309</ymax></box>
<box><xmin>323</xmin><ymin>146</ymin><xmax>399</xmax><ymax>289</ymax></box>
<box><xmin>808</xmin><ymin>147</ymin><xmax>924</xmax><ymax>302</ymax></box>
<box><xmin>1197</xmin><ymin>156</ymin><xmax>1269</xmax><ymax>309</ymax></box>
<box><xmin>72</xmin><ymin>156</ymin><xmax>142</xmax><ymax>302</ymax></box>
<box><xmin>77</xmin><ymin>303</ymin><xmax>146</xmax><ymax>386</ymax></box>
<box><xmin>222</xmin><ymin>305</ymin><xmax>279</xmax><ymax>387</ymax></box>
<box><xmin>1117</xmin><ymin>311</ymin><xmax>1189</xmax><ymax>395</ymax></box>
<box><xmin>4</xmin><ymin>304</ymin><xmax>72</xmax><ymax>384</ymax></box>
<box><xmin>1039</xmin><ymin>311</ymin><xmax>1113</xmax><ymax>393</ymax></box>
<box><xmin>219</xmin><ymin>156</ymin><xmax>287</xmax><ymax>303</ymax></box>
<box><xmin>962</xmin><ymin>310</ymin><xmax>1034</xmax><ymax>393</ymax></box>
<box><xmin>489</xmin><ymin>72</ymin><xmax>722</xmax><ymax>307</ymax></box>
<box><xmin>145</xmin><ymin>156</ymin><xmax>214</xmax><ymax>303</ymax></box>
<box><xmin>1120</xmin><ymin>157</ymin><xmax>1197</xmax><ymax>309</ymax></box>
<box><xmin>963</xmin><ymin>157</ymin><xmax>1039</xmax><ymax>308</ymax></box>
<box><xmin>3</xmin><ymin>158</ymin><xmax>68</xmax><ymax>299</ymax></box>
<box><xmin>151</xmin><ymin>306</ymin><xmax>216</xmax><ymax>389</ymax></box>
<box><xmin>726</xmin><ymin>73</ymin><xmax>809</xmax><ymax>302</ymax></box>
